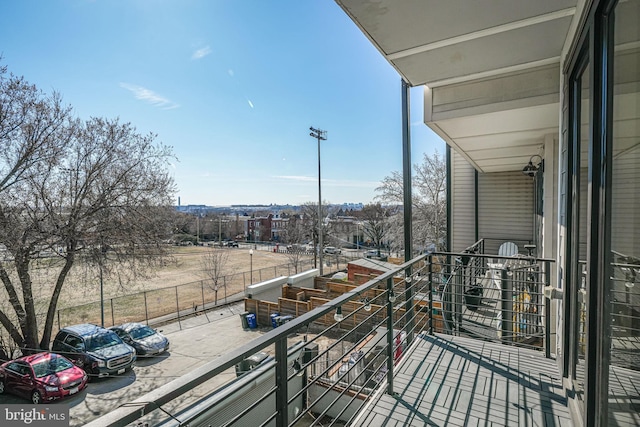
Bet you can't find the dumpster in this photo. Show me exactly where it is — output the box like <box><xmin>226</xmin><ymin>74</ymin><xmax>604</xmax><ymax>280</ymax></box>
<box><xmin>270</xmin><ymin>312</ymin><xmax>280</xmax><ymax>328</ymax></box>
<box><xmin>246</xmin><ymin>313</ymin><xmax>257</xmax><ymax>329</ymax></box>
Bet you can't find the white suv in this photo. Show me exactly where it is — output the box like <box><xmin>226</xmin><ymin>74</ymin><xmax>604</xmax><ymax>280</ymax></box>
<box><xmin>323</xmin><ymin>246</ymin><xmax>341</xmax><ymax>254</ymax></box>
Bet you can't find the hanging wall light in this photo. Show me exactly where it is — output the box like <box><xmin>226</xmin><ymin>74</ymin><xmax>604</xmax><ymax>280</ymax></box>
<box><xmin>388</xmin><ymin>289</ymin><xmax>397</xmax><ymax>303</ymax></box>
<box><xmin>334</xmin><ymin>306</ymin><xmax>344</xmax><ymax>322</ymax></box>
<box><xmin>362</xmin><ymin>297</ymin><xmax>372</xmax><ymax>312</ymax></box>
<box><xmin>522</xmin><ymin>154</ymin><xmax>543</xmax><ymax>177</ymax></box>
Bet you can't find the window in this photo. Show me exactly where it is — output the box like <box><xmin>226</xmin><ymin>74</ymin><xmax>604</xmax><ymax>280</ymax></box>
<box><xmin>64</xmin><ymin>334</ymin><xmax>84</xmax><ymax>350</ymax></box>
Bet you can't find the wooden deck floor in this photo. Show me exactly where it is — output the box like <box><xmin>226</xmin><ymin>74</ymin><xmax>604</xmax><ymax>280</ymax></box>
<box><xmin>353</xmin><ymin>333</ymin><xmax>572</xmax><ymax>426</ymax></box>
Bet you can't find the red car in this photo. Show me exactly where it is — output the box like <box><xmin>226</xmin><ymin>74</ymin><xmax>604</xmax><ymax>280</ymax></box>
<box><xmin>0</xmin><ymin>352</ymin><xmax>88</xmax><ymax>404</ymax></box>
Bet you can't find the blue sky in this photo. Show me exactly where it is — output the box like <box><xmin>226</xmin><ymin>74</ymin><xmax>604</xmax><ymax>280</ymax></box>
<box><xmin>0</xmin><ymin>0</ymin><xmax>444</xmax><ymax>206</ymax></box>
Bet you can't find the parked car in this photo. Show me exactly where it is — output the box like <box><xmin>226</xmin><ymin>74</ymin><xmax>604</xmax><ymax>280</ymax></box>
<box><xmin>323</xmin><ymin>246</ymin><xmax>341</xmax><ymax>255</ymax></box>
<box><xmin>110</xmin><ymin>323</ymin><xmax>170</xmax><ymax>356</ymax></box>
<box><xmin>286</xmin><ymin>243</ymin><xmax>305</xmax><ymax>253</ymax></box>
<box><xmin>0</xmin><ymin>352</ymin><xmax>88</xmax><ymax>403</ymax></box>
<box><xmin>51</xmin><ymin>324</ymin><xmax>136</xmax><ymax>380</ymax></box>
<box><xmin>227</xmin><ymin>241</ymin><xmax>239</xmax><ymax>247</ymax></box>
<box><xmin>364</xmin><ymin>249</ymin><xmax>379</xmax><ymax>258</ymax></box>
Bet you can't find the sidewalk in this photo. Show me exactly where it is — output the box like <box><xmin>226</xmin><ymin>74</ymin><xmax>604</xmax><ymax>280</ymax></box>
<box><xmin>147</xmin><ymin>291</ymin><xmax>246</xmax><ymax>331</ymax></box>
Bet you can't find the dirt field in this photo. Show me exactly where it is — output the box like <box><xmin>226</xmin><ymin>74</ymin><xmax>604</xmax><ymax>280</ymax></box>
<box><xmin>0</xmin><ymin>245</ymin><xmax>311</xmax><ymax>319</ymax></box>
<box><xmin>137</xmin><ymin>246</ymin><xmax>300</xmax><ymax>290</ymax></box>
<box><xmin>32</xmin><ymin>246</ymin><xmax>318</xmax><ymax>332</ymax></box>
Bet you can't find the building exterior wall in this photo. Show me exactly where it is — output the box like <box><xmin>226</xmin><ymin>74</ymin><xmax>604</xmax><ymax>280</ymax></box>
<box><xmin>478</xmin><ymin>171</ymin><xmax>534</xmax><ymax>254</ymax></box>
<box><xmin>451</xmin><ymin>150</ymin><xmax>476</xmax><ymax>252</ymax></box>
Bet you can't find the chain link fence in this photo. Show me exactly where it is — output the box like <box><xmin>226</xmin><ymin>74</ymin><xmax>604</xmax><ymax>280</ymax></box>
<box><xmin>54</xmin><ymin>257</ymin><xmax>347</xmax><ymax>333</ymax></box>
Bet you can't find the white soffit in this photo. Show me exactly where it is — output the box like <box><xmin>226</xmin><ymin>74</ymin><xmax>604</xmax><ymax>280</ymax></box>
<box><xmin>437</xmin><ymin>104</ymin><xmax>559</xmax><ymax>139</ymax></box>
<box><xmin>336</xmin><ymin>0</ymin><xmax>577</xmax><ymax>87</ymax></box>
<box><xmin>433</xmin><ymin>104</ymin><xmax>557</xmax><ymax>172</ymax></box>
<box><xmin>336</xmin><ymin>0</ymin><xmax>577</xmax><ymax>172</ymax></box>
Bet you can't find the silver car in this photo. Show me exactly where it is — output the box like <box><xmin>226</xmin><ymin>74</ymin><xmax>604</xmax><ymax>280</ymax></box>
<box><xmin>110</xmin><ymin>323</ymin><xmax>170</xmax><ymax>356</ymax></box>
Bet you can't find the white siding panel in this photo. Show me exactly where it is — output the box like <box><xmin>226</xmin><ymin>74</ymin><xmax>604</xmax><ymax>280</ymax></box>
<box><xmin>478</xmin><ymin>171</ymin><xmax>534</xmax><ymax>254</ymax></box>
<box><xmin>451</xmin><ymin>151</ymin><xmax>476</xmax><ymax>251</ymax></box>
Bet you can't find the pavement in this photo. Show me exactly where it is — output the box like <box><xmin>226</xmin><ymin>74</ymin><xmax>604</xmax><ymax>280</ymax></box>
<box><xmin>0</xmin><ymin>301</ymin><xmax>264</xmax><ymax>427</ymax></box>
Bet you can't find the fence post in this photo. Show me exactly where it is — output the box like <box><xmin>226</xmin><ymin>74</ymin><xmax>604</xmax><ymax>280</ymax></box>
<box><xmin>143</xmin><ymin>291</ymin><xmax>149</xmax><ymax>325</ymax></box>
<box><xmin>175</xmin><ymin>286</ymin><xmax>182</xmax><ymax>330</ymax></box>
<box><xmin>201</xmin><ymin>281</ymin><xmax>206</xmax><ymax>309</ymax></box>
<box><xmin>224</xmin><ymin>276</ymin><xmax>227</xmax><ymax>304</ymax></box>
<box><xmin>110</xmin><ymin>299</ymin><xmax>115</xmax><ymax>326</ymax></box>
<box><xmin>259</xmin><ymin>269</ymin><xmax>262</xmax><ymax>282</ymax></box>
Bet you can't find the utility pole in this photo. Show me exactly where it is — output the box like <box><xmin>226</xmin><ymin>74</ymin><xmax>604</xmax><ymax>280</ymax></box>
<box><xmin>309</xmin><ymin>127</ymin><xmax>326</xmax><ymax>276</ymax></box>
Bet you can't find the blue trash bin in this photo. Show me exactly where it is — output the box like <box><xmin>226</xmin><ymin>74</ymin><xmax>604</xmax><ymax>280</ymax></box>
<box><xmin>270</xmin><ymin>312</ymin><xmax>280</xmax><ymax>328</ymax></box>
<box><xmin>246</xmin><ymin>313</ymin><xmax>257</xmax><ymax>329</ymax></box>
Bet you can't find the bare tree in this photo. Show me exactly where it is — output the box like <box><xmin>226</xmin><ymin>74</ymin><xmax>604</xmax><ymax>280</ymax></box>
<box><xmin>414</xmin><ymin>151</ymin><xmax>447</xmax><ymax>250</ymax></box>
<box><xmin>300</xmin><ymin>202</ymin><xmax>329</xmax><ymax>269</ymax></box>
<box><xmin>0</xmin><ymin>65</ymin><xmax>70</xmax><ymax>195</ymax></box>
<box><xmin>282</xmin><ymin>215</ymin><xmax>308</xmax><ymax>274</ymax></box>
<box><xmin>359</xmin><ymin>203</ymin><xmax>390</xmax><ymax>257</ymax></box>
<box><xmin>376</xmin><ymin>151</ymin><xmax>447</xmax><ymax>252</ymax></box>
<box><xmin>0</xmin><ymin>67</ymin><xmax>176</xmax><ymax>353</ymax></box>
<box><xmin>201</xmin><ymin>247</ymin><xmax>230</xmax><ymax>306</ymax></box>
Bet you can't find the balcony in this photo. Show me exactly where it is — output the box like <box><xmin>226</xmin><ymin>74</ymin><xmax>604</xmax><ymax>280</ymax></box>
<box><xmin>85</xmin><ymin>242</ymin><xmax>575</xmax><ymax>427</ymax></box>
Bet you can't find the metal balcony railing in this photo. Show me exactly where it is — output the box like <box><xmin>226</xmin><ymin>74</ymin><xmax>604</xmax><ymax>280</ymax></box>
<box><xmin>437</xmin><ymin>247</ymin><xmax>554</xmax><ymax>355</ymax></box>
<box><xmin>85</xmin><ymin>244</ymin><xmax>554</xmax><ymax>427</ymax></box>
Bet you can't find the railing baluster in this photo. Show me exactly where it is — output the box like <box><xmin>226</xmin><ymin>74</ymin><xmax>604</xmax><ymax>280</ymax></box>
<box><xmin>428</xmin><ymin>255</ymin><xmax>433</xmax><ymax>334</ymax></box>
<box><xmin>501</xmin><ymin>268</ymin><xmax>512</xmax><ymax>343</ymax></box>
<box><xmin>275</xmin><ymin>337</ymin><xmax>288</xmax><ymax>427</ymax></box>
<box><xmin>405</xmin><ymin>266</ymin><xmax>414</xmax><ymax>346</ymax></box>
<box><xmin>386</xmin><ymin>277</ymin><xmax>394</xmax><ymax>395</ymax></box>
<box><xmin>544</xmin><ymin>260</ymin><xmax>551</xmax><ymax>358</ymax></box>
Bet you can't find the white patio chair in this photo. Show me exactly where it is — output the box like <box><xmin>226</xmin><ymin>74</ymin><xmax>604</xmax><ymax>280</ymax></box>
<box><xmin>498</xmin><ymin>241</ymin><xmax>519</xmax><ymax>257</ymax></box>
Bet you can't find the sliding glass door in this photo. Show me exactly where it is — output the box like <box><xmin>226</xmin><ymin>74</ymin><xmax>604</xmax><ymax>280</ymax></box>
<box><xmin>565</xmin><ymin>1</ymin><xmax>639</xmax><ymax>425</ymax></box>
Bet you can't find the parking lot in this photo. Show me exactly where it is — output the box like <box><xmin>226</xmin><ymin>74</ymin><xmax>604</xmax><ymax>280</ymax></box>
<box><xmin>0</xmin><ymin>301</ymin><xmax>261</xmax><ymax>427</ymax></box>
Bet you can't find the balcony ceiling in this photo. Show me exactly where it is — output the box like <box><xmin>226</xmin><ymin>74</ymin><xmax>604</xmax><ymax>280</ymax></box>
<box><xmin>336</xmin><ymin>0</ymin><xmax>578</xmax><ymax>172</ymax></box>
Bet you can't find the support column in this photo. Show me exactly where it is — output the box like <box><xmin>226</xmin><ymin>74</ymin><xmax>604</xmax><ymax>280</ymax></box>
<box><xmin>401</xmin><ymin>79</ymin><xmax>414</xmax><ymax>346</ymax></box>
<box><xmin>402</xmin><ymin>79</ymin><xmax>413</xmax><ymax>262</ymax></box>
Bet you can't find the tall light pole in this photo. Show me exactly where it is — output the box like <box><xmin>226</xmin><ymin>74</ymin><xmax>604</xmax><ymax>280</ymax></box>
<box><xmin>310</xmin><ymin>126</ymin><xmax>326</xmax><ymax>276</ymax></box>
